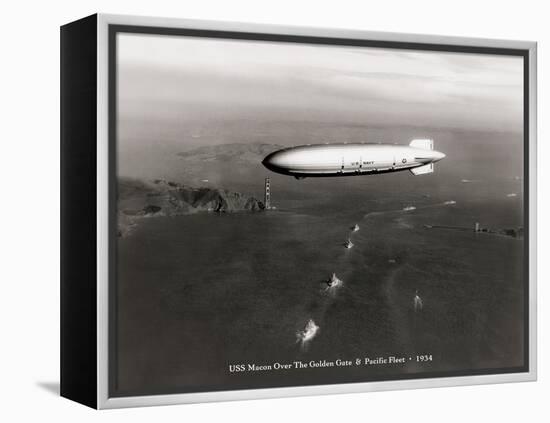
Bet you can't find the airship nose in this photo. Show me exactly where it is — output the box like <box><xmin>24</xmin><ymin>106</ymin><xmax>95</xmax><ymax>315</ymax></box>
<box><xmin>262</xmin><ymin>152</ymin><xmax>276</xmax><ymax>170</ymax></box>
<box><xmin>262</xmin><ymin>151</ymin><xmax>287</xmax><ymax>171</ymax></box>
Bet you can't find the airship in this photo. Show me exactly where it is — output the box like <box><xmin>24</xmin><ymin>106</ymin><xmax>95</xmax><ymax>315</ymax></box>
<box><xmin>262</xmin><ymin>139</ymin><xmax>445</xmax><ymax>179</ymax></box>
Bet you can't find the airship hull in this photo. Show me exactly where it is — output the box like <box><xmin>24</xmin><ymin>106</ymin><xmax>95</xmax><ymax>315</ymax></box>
<box><xmin>262</xmin><ymin>140</ymin><xmax>445</xmax><ymax>178</ymax></box>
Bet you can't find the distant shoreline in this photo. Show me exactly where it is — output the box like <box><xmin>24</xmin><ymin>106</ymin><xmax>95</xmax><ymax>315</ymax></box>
<box><xmin>117</xmin><ymin>178</ymin><xmax>265</xmax><ymax>237</ymax></box>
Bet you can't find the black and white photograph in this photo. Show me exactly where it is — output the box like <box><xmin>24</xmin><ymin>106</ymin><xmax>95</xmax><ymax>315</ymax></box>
<box><xmin>112</xmin><ymin>27</ymin><xmax>528</xmax><ymax>397</ymax></box>
<box><xmin>3</xmin><ymin>0</ymin><xmax>548</xmax><ymax>420</ymax></box>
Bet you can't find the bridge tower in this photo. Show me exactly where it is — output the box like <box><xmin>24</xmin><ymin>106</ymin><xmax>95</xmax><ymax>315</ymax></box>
<box><xmin>264</xmin><ymin>177</ymin><xmax>271</xmax><ymax>210</ymax></box>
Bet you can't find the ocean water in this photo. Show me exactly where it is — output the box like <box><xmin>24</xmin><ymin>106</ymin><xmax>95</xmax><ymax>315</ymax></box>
<box><xmin>115</xmin><ymin>165</ymin><xmax>525</xmax><ymax>395</ymax></box>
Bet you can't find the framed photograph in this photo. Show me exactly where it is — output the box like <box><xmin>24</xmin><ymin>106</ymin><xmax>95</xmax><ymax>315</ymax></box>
<box><xmin>60</xmin><ymin>14</ymin><xmax>537</xmax><ymax>409</ymax></box>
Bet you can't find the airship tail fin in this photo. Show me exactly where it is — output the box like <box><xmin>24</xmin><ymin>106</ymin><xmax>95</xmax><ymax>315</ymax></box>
<box><xmin>409</xmin><ymin>138</ymin><xmax>434</xmax><ymax>150</ymax></box>
<box><xmin>410</xmin><ymin>163</ymin><xmax>434</xmax><ymax>175</ymax></box>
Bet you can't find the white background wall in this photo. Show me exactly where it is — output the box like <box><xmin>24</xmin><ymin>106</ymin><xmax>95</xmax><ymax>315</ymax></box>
<box><xmin>0</xmin><ymin>0</ymin><xmax>547</xmax><ymax>421</ymax></box>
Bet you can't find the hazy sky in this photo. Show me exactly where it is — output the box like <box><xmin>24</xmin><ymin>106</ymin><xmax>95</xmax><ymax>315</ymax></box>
<box><xmin>116</xmin><ymin>32</ymin><xmax>524</xmax><ymax>178</ymax></box>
